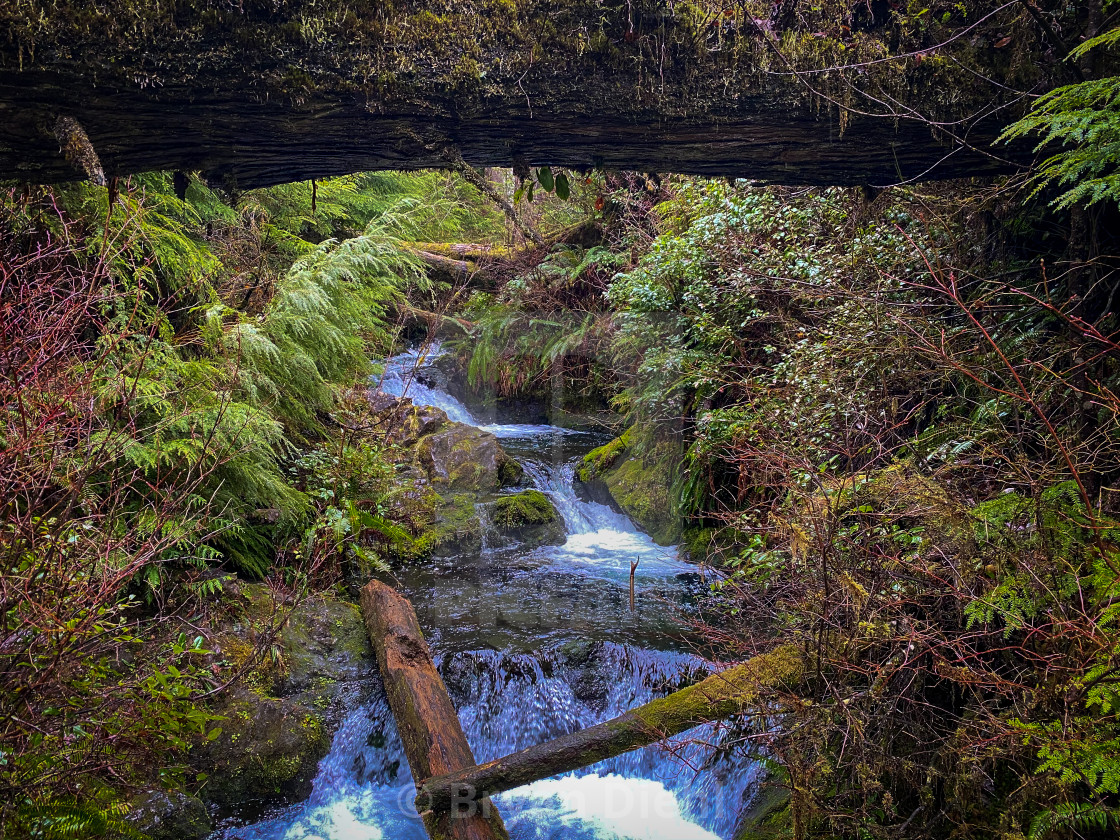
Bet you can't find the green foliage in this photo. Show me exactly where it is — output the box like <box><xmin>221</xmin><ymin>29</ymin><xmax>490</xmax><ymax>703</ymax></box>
<box><xmin>1</xmin><ymin>168</ymin><xmax>457</xmax><ymax>830</ymax></box>
<box><xmin>12</xmin><ymin>796</ymin><xmax>140</xmax><ymax>840</ymax></box>
<box><xmin>1000</xmin><ymin>26</ymin><xmax>1120</xmax><ymax>208</ymax></box>
<box><xmin>216</xmin><ymin>203</ymin><xmax>427</xmax><ymax>433</ymax></box>
<box><xmin>1028</xmin><ymin>803</ymin><xmax>1120</xmax><ymax>840</ymax></box>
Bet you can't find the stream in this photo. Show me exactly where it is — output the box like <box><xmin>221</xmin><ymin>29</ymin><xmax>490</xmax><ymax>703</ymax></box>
<box><xmin>227</xmin><ymin>348</ymin><xmax>758</xmax><ymax>840</ymax></box>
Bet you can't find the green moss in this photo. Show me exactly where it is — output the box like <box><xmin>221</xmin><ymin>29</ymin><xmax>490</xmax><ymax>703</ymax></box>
<box><xmin>578</xmin><ymin>432</ymin><xmax>627</xmax><ymax>482</ymax></box>
<box><xmin>632</xmin><ymin>644</ymin><xmax>803</xmax><ymax>729</ymax></box>
<box><xmin>388</xmin><ymin>492</ymin><xmax>485</xmax><ymax>561</ymax></box>
<box><xmin>734</xmin><ymin>785</ymin><xmax>793</xmax><ymax>840</ymax></box>
<box><xmin>680</xmin><ymin>526</ymin><xmax>716</xmax><ymax>562</ymax></box>
<box><xmin>491</xmin><ymin>489</ymin><xmax>557</xmax><ymax>528</ymax></box>
<box><xmin>195</xmin><ymin>694</ymin><xmax>330</xmax><ymax>813</ymax></box>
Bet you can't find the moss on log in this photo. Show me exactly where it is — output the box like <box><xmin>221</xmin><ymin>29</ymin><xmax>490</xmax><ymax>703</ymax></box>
<box><xmin>360</xmin><ymin>580</ymin><xmax>509</xmax><ymax>840</ymax></box>
<box><xmin>0</xmin><ymin>1</ymin><xmax>1043</xmax><ymax>187</ymax></box>
<box><xmin>415</xmin><ymin>644</ymin><xmax>804</xmax><ymax>814</ymax></box>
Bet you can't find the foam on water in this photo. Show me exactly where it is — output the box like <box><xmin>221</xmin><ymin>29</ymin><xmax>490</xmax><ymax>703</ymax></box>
<box><xmin>498</xmin><ymin>775</ymin><xmax>722</xmax><ymax>840</ymax></box>
<box><xmin>520</xmin><ymin>460</ymin><xmax>695</xmax><ymax>580</ymax></box>
<box><xmin>375</xmin><ymin>345</ymin><xmax>479</xmax><ymax>425</ymax></box>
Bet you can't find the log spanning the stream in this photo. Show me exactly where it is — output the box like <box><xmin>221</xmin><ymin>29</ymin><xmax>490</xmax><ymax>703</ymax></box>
<box><xmin>0</xmin><ymin>1</ymin><xmax>1038</xmax><ymax>187</ymax></box>
<box><xmin>360</xmin><ymin>580</ymin><xmax>510</xmax><ymax>840</ymax></box>
<box><xmin>414</xmin><ymin>644</ymin><xmax>804</xmax><ymax>814</ymax></box>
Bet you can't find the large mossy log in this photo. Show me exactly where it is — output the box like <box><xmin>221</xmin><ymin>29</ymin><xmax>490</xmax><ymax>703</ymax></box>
<box><xmin>0</xmin><ymin>1</ymin><xmax>1042</xmax><ymax>187</ymax></box>
<box><xmin>416</xmin><ymin>644</ymin><xmax>804</xmax><ymax>814</ymax></box>
<box><xmin>360</xmin><ymin>580</ymin><xmax>509</xmax><ymax>840</ymax></box>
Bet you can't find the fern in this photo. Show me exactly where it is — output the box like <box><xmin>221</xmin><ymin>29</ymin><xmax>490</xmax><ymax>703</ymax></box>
<box><xmin>1000</xmin><ymin>26</ymin><xmax>1120</xmax><ymax>208</ymax></box>
<box><xmin>1028</xmin><ymin>802</ymin><xmax>1120</xmax><ymax>840</ymax></box>
<box><xmin>16</xmin><ymin>796</ymin><xmax>141</xmax><ymax>839</ymax></box>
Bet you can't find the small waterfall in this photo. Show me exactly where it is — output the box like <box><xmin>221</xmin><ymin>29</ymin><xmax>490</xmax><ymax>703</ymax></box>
<box><xmin>376</xmin><ymin>345</ymin><xmax>480</xmax><ymax>425</ymax></box>
<box><xmin>519</xmin><ymin>459</ymin><xmax>692</xmax><ymax>581</ymax></box>
<box><xmin>229</xmin><ymin>646</ymin><xmax>757</xmax><ymax>840</ymax></box>
<box><xmin>229</xmin><ymin>347</ymin><xmax>753</xmax><ymax>840</ymax></box>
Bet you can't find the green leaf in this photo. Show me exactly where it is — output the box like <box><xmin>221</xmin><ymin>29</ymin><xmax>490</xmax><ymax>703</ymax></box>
<box><xmin>537</xmin><ymin>167</ymin><xmax>555</xmax><ymax>192</ymax></box>
<box><xmin>555</xmin><ymin>172</ymin><xmax>570</xmax><ymax>200</ymax></box>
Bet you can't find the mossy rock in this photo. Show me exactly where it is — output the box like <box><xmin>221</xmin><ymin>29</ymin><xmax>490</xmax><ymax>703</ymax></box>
<box><xmin>416</xmin><ymin>421</ymin><xmax>523</xmax><ymax>492</ymax></box>
<box><xmin>577</xmin><ymin>429</ymin><xmax>630</xmax><ymax>483</ymax></box>
<box><xmin>279</xmin><ymin>594</ymin><xmax>375</xmax><ymax>708</ymax></box>
<box><xmin>369</xmin><ymin>394</ymin><xmax>448</xmax><ymax>447</ymax></box>
<box><xmin>575</xmin><ymin>426</ymin><xmax>682</xmax><ymax>545</ymax></box>
<box><xmin>680</xmin><ymin>525</ymin><xmax>717</xmax><ymax>562</ymax></box>
<box><xmin>381</xmin><ymin>492</ymin><xmax>486</xmax><ymax>560</ymax></box>
<box><xmin>127</xmin><ymin>790</ymin><xmax>210</xmax><ymax>840</ymax></box>
<box><xmin>192</xmin><ymin>691</ymin><xmax>330</xmax><ymax>817</ymax></box>
<box><xmin>485</xmin><ymin>489</ymin><xmax>566</xmax><ymax>549</ymax></box>
<box><xmin>733</xmin><ymin>783</ymin><xmax>792</xmax><ymax>840</ymax></box>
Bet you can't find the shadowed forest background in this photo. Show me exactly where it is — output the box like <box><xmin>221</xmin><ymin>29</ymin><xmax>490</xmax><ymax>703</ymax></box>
<box><xmin>3</xmin><ymin>1</ymin><xmax>1120</xmax><ymax>839</ymax></box>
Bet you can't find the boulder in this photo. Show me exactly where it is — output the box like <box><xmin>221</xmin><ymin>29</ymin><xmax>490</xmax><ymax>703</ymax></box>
<box><xmin>279</xmin><ymin>594</ymin><xmax>376</xmax><ymax>709</ymax></box>
<box><xmin>188</xmin><ymin>585</ymin><xmax>373</xmax><ymax>819</ymax></box>
<box><xmin>484</xmin><ymin>490</ymin><xmax>566</xmax><ymax>549</ymax></box>
<box><xmin>368</xmin><ymin>392</ymin><xmax>449</xmax><ymax>447</ymax></box>
<box><xmin>577</xmin><ymin>427</ymin><xmax>682</xmax><ymax>546</ymax></box>
<box><xmin>127</xmin><ymin>790</ymin><xmax>210</xmax><ymax>840</ymax></box>
<box><xmin>417</xmin><ymin>421</ymin><xmax>523</xmax><ymax>492</ymax></box>
<box><xmin>192</xmin><ymin>690</ymin><xmax>330</xmax><ymax>817</ymax></box>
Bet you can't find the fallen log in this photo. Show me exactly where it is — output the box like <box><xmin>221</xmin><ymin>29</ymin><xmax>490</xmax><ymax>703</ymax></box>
<box><xmin>415</xmin><ymin>644</ymin><xmax>804</xmax><ymax>814</ymax></box>
<box><xmin>410</xmin><ymin>249</ymin><xmax>477</xmax><ymax>280</ymax></box>
<box><xmin>407</xmin><ymin>243</ymin><xmax>511</xmax><ymax>261</ymax></box>
<box><xmin>361</xmin><ymin>580</ymin><xmax>510</xmax><ymax>840</ymax></box>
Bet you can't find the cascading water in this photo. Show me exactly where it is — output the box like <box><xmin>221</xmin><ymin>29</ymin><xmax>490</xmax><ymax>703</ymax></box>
<box><xmin>225</xmin><ymin>349</ymin><xmax>756</xmax><ymax>840</ymax></box>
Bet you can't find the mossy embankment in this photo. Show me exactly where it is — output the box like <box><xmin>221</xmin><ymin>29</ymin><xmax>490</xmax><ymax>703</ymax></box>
<box><xmin>186</xmin><ymin>582</ymin><xmax>376</xmax><ymax>822</ymax></box>
<box><xmin>577</xmin><ymin>426</ymin><xmax>683</xmax><ymax>546</ymax></box>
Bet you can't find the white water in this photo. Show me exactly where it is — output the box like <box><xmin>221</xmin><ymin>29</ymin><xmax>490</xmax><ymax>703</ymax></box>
<box><xmin>224</xmin><ymin>348</ymin><xmax>753</xmax><ymax>840</ymax></box>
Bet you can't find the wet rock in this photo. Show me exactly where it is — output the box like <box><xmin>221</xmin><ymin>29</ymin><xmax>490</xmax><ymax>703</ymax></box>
<box><xmin>577</xmin><ymin>427</ymin><xmax>682</xmax><ymax>546</ymax></box>
<box><xmin>192</xmin><ymin>690</ymin><xmax>330</xmax><ymax>818</ymax></box>
<box><xmin>417</xmin><ymin>421</ymin><xmax>523</xmax><ymax>492</ymax></box>
<box><xmin>429</xmin><ymin>493</ymin><xmax>486</xmax><ymax>558</ymax></box>
<box><xmin>279</xmin><ymin>594</ymin><xmax>376</xmax><ymax>709</ymax></box>
<box><xmin>483</xmin><ymin>490</ymin><xmax>565</xmax><ymax>549</ymax></box>
<box><xmin>368</xmin><ymin>393</ymin><xmax>449</xmax><ymax>447</ymax></box>
<box><xmin>186</xmin><ymin>586</ymin><xmax>374</xmax><ymax>820</ymax></box>
<box><xmin>733</xmin><ymin>781</ymin><xmax>791</xmax><ymax>840</ymax></box>
<box><xmin>127</xmin><ymin>789</ymin><xmax>210</xmax><ymax>840</ymax></box>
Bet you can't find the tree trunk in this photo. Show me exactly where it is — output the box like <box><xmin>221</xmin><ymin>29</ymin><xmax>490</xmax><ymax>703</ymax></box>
<box><xmin>415</xmin><ymin>644</ymin><xmax>804</xmax><ymax>815</ymax></box>
<box><xmin>0</xmin><ymin>2</ymin><xmax>1040</xmax><ymax>188</ymax></box>
<box><xmin>360</xmin><ymin>580</ymin><xmax>510</xmax><ymax>840</ymax></box>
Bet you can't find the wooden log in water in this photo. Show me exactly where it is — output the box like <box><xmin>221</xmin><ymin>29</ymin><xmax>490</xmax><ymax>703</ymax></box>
<box><xmin>415</xmin><ymin>644</ymin><xmax>804</xmax><ymax>814</ymax></box>
<box><xmin>360</xmin><ymin>579</ymin><xmax>510</xmax><ymax>840</ymax></box>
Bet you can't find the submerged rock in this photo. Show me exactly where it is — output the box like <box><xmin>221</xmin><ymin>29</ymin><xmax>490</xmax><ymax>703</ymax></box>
<box><xmin>127</xmin><ymin>789</ymin><xmax>210</xmax><ymax>840</ymax></box>
<box><xmin>484</xmin><ymin>489</ymin><xmax>566</xmax><ymax>549</ymax></box>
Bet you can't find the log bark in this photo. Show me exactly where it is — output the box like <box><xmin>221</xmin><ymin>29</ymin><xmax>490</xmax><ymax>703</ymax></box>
<box><xmin>410</xmin><ymin>249</ymin><xmax>478</xmax><ymax>281</ymax></box>
<box><xmin>360</xmin><ymin>580</ymin><xmax>510</xmax><ymax>840</ymax></box>
<box><xmin>0</xmin><ymin>1</ymin><xmax>1042</xmax><ymax>187</ymax></box>
<box><xmin>415</xmin><ymin>644</ymin><xmax>804</xmax><ymax>814</ymax></box>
